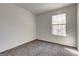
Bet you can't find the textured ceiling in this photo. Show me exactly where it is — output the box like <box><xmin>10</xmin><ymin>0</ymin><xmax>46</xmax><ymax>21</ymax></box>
<box><xmin>15</xmin><ymin>3</ymin><xmax>73</xmax><ymax>15</ymax></box>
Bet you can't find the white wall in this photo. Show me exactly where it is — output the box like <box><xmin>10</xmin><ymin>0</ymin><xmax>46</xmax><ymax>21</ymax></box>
<box><xmin>0</xmin><ymin>3</ymin><xmax>77</xmax><ymax>52</ymax></box>
<box><xmin>0</xmin><ymin>4</ymin><xmax>36</xmax><ymax>52</ymax></box>
<box><xmin>36</xmin><ymin>4</ymin><xmax>77</xmax><ymax>47</ymax></box>
<box><xmin>77</xmin><ymin>4</ymin><xmax>79</xmax><ymax>50</ymax></box>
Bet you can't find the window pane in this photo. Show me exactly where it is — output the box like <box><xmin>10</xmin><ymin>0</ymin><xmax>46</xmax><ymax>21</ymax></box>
<box><xmin>52</xmin><ymin>13</ymin><xmax>66</xmax><ymax>24</ymax></box>
<box><xmin>52</xmin><ymin>25</ymin><xmax>66</xmax><ymax>36</ymax></box>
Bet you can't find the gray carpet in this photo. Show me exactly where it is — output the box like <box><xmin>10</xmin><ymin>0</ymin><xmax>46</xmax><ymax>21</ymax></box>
<box><xmin>0</xmin><ymin>40</ymin><xmax>78</xmax><ymax>56</ymax></box>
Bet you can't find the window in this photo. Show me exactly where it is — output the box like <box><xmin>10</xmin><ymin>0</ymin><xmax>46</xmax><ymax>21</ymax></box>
<box><xmin>52</xmin><ymin>13</ymin><xmax>66</xmax><ymax>36</ymax></box>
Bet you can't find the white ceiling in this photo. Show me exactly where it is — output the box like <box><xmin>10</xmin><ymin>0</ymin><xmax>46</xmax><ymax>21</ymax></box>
<box><xmin>15</xmin><ymin>3</ymin><xmax>73</xmax><ymax>15</ymax></box>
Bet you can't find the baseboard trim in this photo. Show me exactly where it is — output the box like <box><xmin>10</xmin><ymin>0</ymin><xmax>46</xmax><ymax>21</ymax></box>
<box><xmin>0</xmin><ymin>39</ymin><xmax>36</xmax><ymax>53</ymax></box>
<box><xmin>36</xmin><ymin>39</ymin><xmax>77</xmax><ymax>50</ymax></box>
<box><xmin>0</xmin><ymin>39</ymin><xmax>77</xmax><ymax>53</ymax></box>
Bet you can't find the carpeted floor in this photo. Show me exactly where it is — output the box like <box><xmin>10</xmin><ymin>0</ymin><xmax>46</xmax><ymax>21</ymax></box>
<box><xmin>0</xmin><ymin>40</ymin><xmax>78</xmax><ymax>56</ymax></box>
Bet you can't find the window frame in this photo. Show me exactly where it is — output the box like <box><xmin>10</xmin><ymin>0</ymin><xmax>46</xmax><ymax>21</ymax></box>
<box><xmin>52</xmin><ymin>13</ymin><xmax>66</xmax><ymax>36</ymax></box>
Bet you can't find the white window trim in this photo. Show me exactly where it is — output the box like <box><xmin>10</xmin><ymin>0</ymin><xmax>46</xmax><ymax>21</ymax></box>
<box><xmin>52</xmin><ymin>13</ymin><xmax>66</xmax><ymax>36</ymax></box>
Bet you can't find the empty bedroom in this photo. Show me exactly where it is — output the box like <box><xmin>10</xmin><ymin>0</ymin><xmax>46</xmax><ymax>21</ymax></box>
<box><xmin>0</xmin><ymin>3</ymin><xmax>79</xmax><ymax>56</ymax></box>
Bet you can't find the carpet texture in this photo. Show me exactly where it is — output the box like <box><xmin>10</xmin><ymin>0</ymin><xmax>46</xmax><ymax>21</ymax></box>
<box><xmin>0</xmin><ymin>40</ymin><xmax>78</xmax><ymax>56</ymax></box>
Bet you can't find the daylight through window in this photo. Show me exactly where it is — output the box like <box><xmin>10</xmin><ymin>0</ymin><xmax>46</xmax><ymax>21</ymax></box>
<box><xmin>52</xmin><ymin>13</ymin><xmax>66</xmax><ymax>36</ymax></box>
